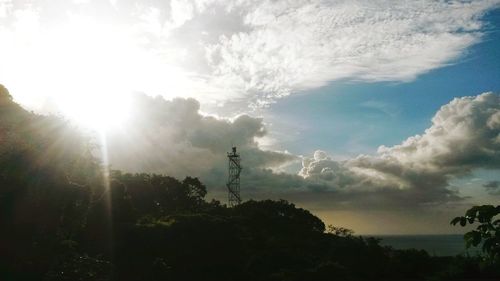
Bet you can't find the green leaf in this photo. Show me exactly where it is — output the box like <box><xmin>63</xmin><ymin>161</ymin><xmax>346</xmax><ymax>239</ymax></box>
<box><xmin>477</xmin><ymin>224</ymin><xmax>489</xmax><ymax>233</ymax></box>
<box><xmin>471</xmin><ymin>231</ymin><xmax>482</xmax><ymax>247</ymax></box>
<box><xmin>455</xmin><ymin>205</ymin><xmax>500</xmax><ymax>260</ymax></box>
<box><xmin>460</xmin><ymin>217</ymin><xmax>467</xmax><ymax>227</ymax></box>
<box><xmin>482</xmin><ymin>239</ymin><xmax>493</xmax><ymax>254</ymax></box>
<box><xmin>477</xmin><ymin>205</ymin><xmax>497</xmax><ymax>223</ymax></box>
<box><xmin>450</xmin><ymin>217</ymin><xmax>462</xmax><ymax>225</ymax></box>
<box><xmin>465</xmin><ymin>206</ymin><xmax>479</xmax><ymax>222</ymax></box>
<box><xmin>464</xmin><ymin>232</ymin><xmax>479</xmax><ymax>248</ymax></box>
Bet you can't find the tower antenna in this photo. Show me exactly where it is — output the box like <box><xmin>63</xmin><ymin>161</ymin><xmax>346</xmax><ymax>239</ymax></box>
<box><xmin>226</xmin><ymin>146</ymin><xmax>242</xmax><ymax>207</ymax></box>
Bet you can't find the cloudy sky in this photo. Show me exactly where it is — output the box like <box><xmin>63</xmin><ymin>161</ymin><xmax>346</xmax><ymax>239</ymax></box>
<box><xmin>1</xmin><ymin>0</ymin><xmax>500</xmax><ymax>234</ymax></box>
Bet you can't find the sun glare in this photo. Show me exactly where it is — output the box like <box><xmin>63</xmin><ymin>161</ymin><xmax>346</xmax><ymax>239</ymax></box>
<box><xmin>1</xmin><ymin>14</ymin><xmax>196</xmax><ymax>131</ymax></box>
<box><xmin>42</xmin><ymin>17</ymin><xmax>137</xmax><ymax>131</ymax></box>
<box><xmin>56</xmin><ymin>93</ymin><xmax>131</xmax><ymax>131</ymax></box>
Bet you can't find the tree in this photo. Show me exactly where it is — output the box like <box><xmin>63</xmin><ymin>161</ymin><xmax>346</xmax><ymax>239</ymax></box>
<box><xmin>0</xmin><ymin>84</ymin><xmax>12</xmax><ymax>103</ymax></box>
<box><xmin>451</xmin><ymin>205</ymin><xmax>500</xmax><ymax>261</ymax></box>
<box><xmin>327</xmin><ymin>225</ymin><xmax>354</xmax><ymax>237</ymax></box>
<box><xmin>233</xmin><ymin>199</ymin><xmax>326</xmax><ymax>234</ymax></box>
<box><xmin>182</xmin><ymin>176</ymin><xmax>207</xmax><ymax>203</ymax></box>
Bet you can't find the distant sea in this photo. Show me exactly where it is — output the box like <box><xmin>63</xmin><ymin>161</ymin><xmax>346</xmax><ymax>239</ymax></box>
<box><xmin>365</xmin><ymin>234</ymin><xmax>481</xmax><ymax>257</ymax></box>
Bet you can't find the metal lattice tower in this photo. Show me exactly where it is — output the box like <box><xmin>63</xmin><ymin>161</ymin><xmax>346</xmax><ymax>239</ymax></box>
<box><xmin>226</xmin><ymin>146</ymin><xmax>242</xmax><ymax>207</ymax></box>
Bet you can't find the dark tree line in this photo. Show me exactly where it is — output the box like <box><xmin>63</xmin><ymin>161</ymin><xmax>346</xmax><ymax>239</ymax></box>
<box><xmin>1</xmin><ymin>84</ymin><xmax>499</xmax><ymax>281</ymax></box>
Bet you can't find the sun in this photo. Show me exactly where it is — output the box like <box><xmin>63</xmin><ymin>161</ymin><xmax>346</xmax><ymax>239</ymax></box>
<box><xmin>55</xmin><ymin>93</ymin><xmax>132</xmax><ymax>132</ymax></box>
<box><xmin>40</xmin><ymin>18</ymin><xmax>137</xmax><ymax>131</ymax></box>
<box><xmin>1</xmin><ymin>15</ymin><xmax>195</xmax><ymax>132</ymax></box>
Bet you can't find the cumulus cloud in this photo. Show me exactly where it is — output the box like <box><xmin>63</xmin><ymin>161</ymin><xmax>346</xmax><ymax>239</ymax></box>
<box><xmin>103</xmin><ymin>93</ymin><xmax>297</xmax><ymax>190</ymax></box>
<box><xmin>483</xmin><ymin>180</ymin><xmax>500</xmax><ymax>195</ymax></box>
<box><xmin>101</xmin><ymin>92</ymin><xmax>500</xmax><ymax>210</ymax></box>
<box><xmin>299</xmin><ymin>92</ymin><xmax>500</xmax><ymax>206</ymax></box>
<box><xmin>1</xmin><ymin>0</ymin><xmax>499</xmax><ymax>111</ymax></box>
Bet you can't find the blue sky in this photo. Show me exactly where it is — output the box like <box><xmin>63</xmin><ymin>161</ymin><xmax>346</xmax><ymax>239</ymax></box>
<box><xmin>268</xmin><ymin>9</ymin><xmax>500</xmax><ymax>159</ymax></box>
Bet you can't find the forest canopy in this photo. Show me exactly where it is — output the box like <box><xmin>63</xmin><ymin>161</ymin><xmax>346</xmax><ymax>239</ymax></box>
<box><xmin>1</xmin><ymin>85</ymin><xmax>499</xmax><ymax>281</ymax></box>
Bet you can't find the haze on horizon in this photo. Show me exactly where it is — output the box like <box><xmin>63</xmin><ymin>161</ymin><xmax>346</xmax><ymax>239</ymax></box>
<box><xmin>1</xmin><ymin>0</ymin><xmax>500</xmax><ymax>234</ymax></box>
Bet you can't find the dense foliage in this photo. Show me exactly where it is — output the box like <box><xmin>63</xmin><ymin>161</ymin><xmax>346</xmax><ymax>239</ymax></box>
<box><xmin>1</xmin><ymin>85</ymin><xmax>499</xmax><ymax>281</ymax></box>
<box><xmin>451</xmin><ymin>205</ymin><xmax>500</xmax><ymax>261</ymax></box>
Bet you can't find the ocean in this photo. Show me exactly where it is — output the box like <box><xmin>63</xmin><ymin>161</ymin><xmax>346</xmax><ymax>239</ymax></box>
<box><xmin>367</xmin><ymin>234</ymin><xmax>482</xmax><ymax>257</ymax></box>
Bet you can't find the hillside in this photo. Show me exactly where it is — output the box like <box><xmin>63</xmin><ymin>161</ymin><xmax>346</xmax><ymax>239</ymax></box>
<box><xmin>1</xmin><ymin>85</ymin><xmax>499</xmax><ymax>281</ymax></box>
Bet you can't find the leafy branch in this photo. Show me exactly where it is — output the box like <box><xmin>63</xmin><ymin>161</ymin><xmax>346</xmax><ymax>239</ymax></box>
<box><xmin>451</xmin><ymin>205</ymin><xmax>500</xmax><ymax>261</ymax></box>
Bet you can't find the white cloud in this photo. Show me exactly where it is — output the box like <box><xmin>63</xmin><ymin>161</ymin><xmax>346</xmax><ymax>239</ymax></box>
<box><xmin>204</xmin><ymin>0</ymin><xmax>499</xmax><ymax>106</ymax></box>
<box><xmin>1</xmin><ymin>0</ymin><xmax>498</xmax><ymax>112</ymax></box>
<box><xmin>170</xmin><ymin>0</ymin><xmax>194</xmax><ymax>28</ymax></box>
<box><xmin>97</xmin><ymin>91</ymin><xmax>500</xmax><ymax>209</ymax></box>
<box><xmin>373</xmin><ymin>92</ymin><xmax>500</xmax><ymax>171</ymax></box>
<box><xmin>300</xmin><ymin>92</ymin><xmax>500</xmax><ymax>205</ymax></box>
<box><xmin>0</xmin><ymin>0</ymin><xmax>12</xmax><ymax>18</ymax></box>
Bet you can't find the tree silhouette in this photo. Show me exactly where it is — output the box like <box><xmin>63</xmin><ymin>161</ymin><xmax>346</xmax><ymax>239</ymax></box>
<box><xmin>1</xmin><ymin>84</ymin><xmax>500</xmax><ymax>281</ymax></box>
<box><xmin>451</xmin><ymin>205</ymin><xmax>500</xmax><ymax>261</ymax></box>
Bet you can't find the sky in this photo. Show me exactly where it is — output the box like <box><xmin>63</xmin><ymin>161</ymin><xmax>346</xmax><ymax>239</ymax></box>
<box><xmin>1</xmin><ymin>0</ymin><xmax>500</xmax><ymax>234</ymax></box>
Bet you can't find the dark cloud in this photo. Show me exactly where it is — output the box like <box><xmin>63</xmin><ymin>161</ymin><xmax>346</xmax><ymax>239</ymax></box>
<box><xmin>104</xmin><ymin>93</ymin><xmax>297</xmax><ymax>192</ymax></box>
<box><xmin>483</xmin><ymin>180</ymin><xmax>500</xmax><ymax>195</ymax></box>
<box><xmin>484</xmin><ymin>181</ymin><xmax>500</xmax><ymax>188</ymax></box>
<box><xmin>101</xmin><ymin>92</ymin><xmax>499</xmax><ymax>213</ymax></box>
